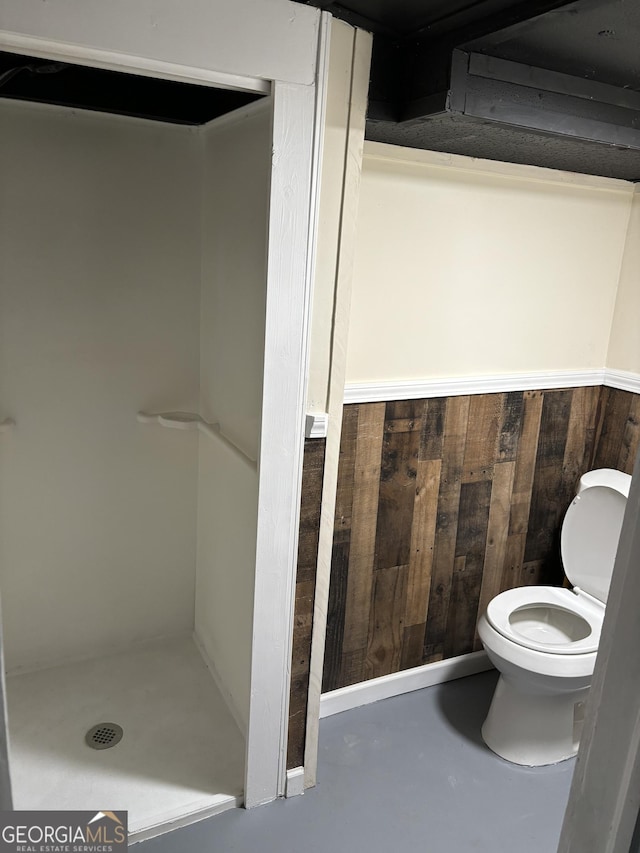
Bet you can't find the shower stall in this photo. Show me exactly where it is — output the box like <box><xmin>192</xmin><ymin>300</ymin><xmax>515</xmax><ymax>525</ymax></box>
<box><xmin>0</xmin><ymin>3</ymin><xmax>322</xmax><ymax>838</ymax></box>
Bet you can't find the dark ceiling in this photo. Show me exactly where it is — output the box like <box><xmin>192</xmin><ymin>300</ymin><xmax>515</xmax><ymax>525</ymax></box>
<box><xmin>295</xmin><ymin>0</ymin><xmax>640</xmax><ymax>180</ymax></box>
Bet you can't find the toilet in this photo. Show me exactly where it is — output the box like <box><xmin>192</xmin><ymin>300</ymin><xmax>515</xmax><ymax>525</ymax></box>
<box><xmin>477</xmin><ymin>467</ymin><xmax>631</xmax><ymax>766</ymax></box>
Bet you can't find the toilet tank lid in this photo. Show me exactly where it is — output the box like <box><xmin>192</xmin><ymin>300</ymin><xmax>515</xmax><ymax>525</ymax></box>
<box><xmin>562</xmin><ymin>484</ymin><xmax>629</xmax><ymax>603</ymax></box>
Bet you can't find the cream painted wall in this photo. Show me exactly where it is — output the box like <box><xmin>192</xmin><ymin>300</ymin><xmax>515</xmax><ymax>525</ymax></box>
<box><xmin>195</xmin><ymin>103</ymin><xmax>271</xmax><ymax>733</ymax></box>
<box><xmin>608</xmin><ymin>187</ymin><xmax>640</xmax><ymax>375</ymax></box>
<box><xmin>0</xmin><ymin>101</ymin><xmax>201</xmax><ymax>671</ymax></box>
<box><xmin>346</xmin><ymin>143</ymin><xmax>633</xmax><ymax>384</ymax></box>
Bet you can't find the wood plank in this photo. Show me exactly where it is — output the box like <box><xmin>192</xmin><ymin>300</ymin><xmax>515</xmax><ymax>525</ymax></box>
<box><xmin>462</xmin><ymin>393</ymin><xmax>502</xmax><ymax>482</ymax></box>
<box><xmin>339</xmin><ymin>402</ymin><xmax>386</xmax><ymax>685</ymax></box>
<box><xmin>365</xmin><ymin>564</ymin><xmax>408</xmax><ymax>680</ymax></box>
<box><xmin>404</xmin><ymin>458</ymin><xmax>441</xmax><ymax>628</ymax></box>
<box><xmin>333</xmin><ymin>404</ymin><xmax>359</xmax><ymax>534</ymax></box>
<box><xmin>594</xmin><ymin>388</ymin><xmax>633</xmax><ymax>470</ymax></box>
<box><xmin>287</xmin><ymin>438</ymin><xmax>325</xmax><ymax>768</ymax></box>
<box><xmin>524</xmin><ymin>389</ymin><xmax>573</xmax><ymax>582</ymax></box>
<box><xmin>420</xmin><ymin>396</ymin><xmax>446</xmax><ymax>461</ymax></box>
<box><xmin>340</xmin><ymin>649</ymin><xmax>367</xmax><ymax>689</ymax></box>
<box><xmin>508</xmin><ymin>390</ymin><xmax>544</xmax><ymax>536</ymax></box>
<box><xmin>322</xmin><ymin>405</ymin><xmax>359</xmax><ymax>693</ymax></box>
<box><xmin>400</xmin><ymin>622</ymin><xmax>426</xmax><ymax>671</ymax></box>
<box><xmin>500</xmin><ymin>532</ymin><xmax>527</xmax><ymax>592</ymax></box>
<box><xmin>375</xmin><ymin>401</ymin><xmax>422</xmax><ymax>570</ymax></box>
<box><xmin>498</xmin><ymin>391</ymin><xmax>524</xmax><ymax>462</ymax></box>
<box><xmin>423</xmin><ymin>396</ymin><xmax>470</xmax><ymax>657</ymax></box>
<box><xmin>445</xmin><ymin>556</ymin><xmax>485</xmax><ymax>658</ymax></box>
<box><xmin>474</xmin><ymin>460</ymin><xmax>516</xmax><ymax>648</ymax></box>
<box><xmin>522</xmin><ymin>560</ymin><xmax>544</xmax><ymax>586</ymax></box>
<box><xmin>296</xmin><ymin>438</ymin><xmax>326</xmax><ymax>570</ymax></box>
<box><xmin>619</xmin><ymin>392</ymin><xmax>640</xmax><ymax>475</ymax></box>
<box><xmin>322</xmin><ymin>537</ymin><xmax>350</xmax><ymax>693</ymax></box>
<box><xmin>287</xmin><ymin>577</ymin><xmax>316</xmax><ymax>768</ymax></box>
<box><xmin>562</xmin><ymin>387</ymin><xmax>598</xmax><ymax>498</ymax></box>
<box><xmin>445</xmin><ymin>480</ymin><xmax>491</xmax><ymax>657</ymax></box>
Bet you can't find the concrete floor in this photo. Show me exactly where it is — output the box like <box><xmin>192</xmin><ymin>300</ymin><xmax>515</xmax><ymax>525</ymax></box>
<box><xmin>137</xmin><ymin>670</ymin><xmax>575</xmax><ymax>853</ymax></box>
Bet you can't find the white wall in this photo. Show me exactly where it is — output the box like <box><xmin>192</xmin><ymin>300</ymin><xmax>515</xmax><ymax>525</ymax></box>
<box><xmin>346</xmin><ymin>143</ymin><xmax>633</xmax><ymax>384</ymax></box>
<box><xmin>608</xmin><ymin>187</ymin><xmax>640</xmax><ymax>375</ymax></box>
<box><xmin>195</xmin><ymin>103</ymin><xmax>271</xmax><ymax>732</ymax></box>
<box><xmin>0</xmin><ymin>101</ymin><xmax>201</xmax><ymax>671</ymax></box>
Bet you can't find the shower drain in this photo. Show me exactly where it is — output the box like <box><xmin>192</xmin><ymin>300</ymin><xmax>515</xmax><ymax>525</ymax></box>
<box><xmin>85</xmin><ymin>722</ymin><xmax>124</xmax><ymax>750</ymax></box>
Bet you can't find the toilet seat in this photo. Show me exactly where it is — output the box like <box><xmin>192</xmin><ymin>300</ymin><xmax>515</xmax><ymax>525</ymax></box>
<box><xmin>485</xmin><ymin>586</ymin><xmax>602</xmax><ymax>655</ymax></box>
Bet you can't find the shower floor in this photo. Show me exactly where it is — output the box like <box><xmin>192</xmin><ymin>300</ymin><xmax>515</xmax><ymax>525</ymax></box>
<box><xmin>6</xmin><ymin>636</ymin><xmax>244</xmax><ymax>841</ymax></box>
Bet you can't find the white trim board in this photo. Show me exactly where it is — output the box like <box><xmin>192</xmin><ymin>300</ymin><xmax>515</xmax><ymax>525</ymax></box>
<box><xmin>320</xmin><ymin>651</ymin><xmax>493</xmax><ymax>718</ymax></box>
<box><xmin>285</xmin><ymin>767</ymin><xmax>305</xmax><ymax>798</ymax></box>
<box><xmin>604</xmin><ymin>369</ymin><xmax>640</xmax><ymax>394</ymax></box>
<box><xmin>344</xmin><ymin>368</ymin><xmax>640</xmax><ymax>404</ymax></box>
<box><xmin>0</xmin><ymin>32</ymin><xmax>270</xmax><ymax>95</ymax></box>
<box><xmin>305</xmin><ymin>413</ymin><xmax>329</xmax><ymax>439</ymax></box>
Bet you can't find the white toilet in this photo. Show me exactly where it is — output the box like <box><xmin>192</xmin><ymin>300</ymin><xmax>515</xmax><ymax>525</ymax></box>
<box><xmin>477</xmin><ymin>467</ymin><xmax>631</xmax><ymax>766</ymax></box>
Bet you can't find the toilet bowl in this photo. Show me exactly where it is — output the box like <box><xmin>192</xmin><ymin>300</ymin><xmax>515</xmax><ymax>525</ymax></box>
<box><xmin>477</xmin><ymin>468</ymin><xmax>631</xmax><ymax>766</ymax></box>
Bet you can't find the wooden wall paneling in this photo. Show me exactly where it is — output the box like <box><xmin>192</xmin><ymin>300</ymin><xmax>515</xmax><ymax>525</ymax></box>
<box><xmin>339</xmin><ymin>402</ymin><xmax>385</xmax><ymax>687</ymax></box>
<box><xmin>322</xmin><ymin>405</ymin><xmax>358</xmax><ymax>693</ymax></box>
<box><xmin>287</xmin><ymin>438</ymin><xmax>325</xmax><ymax>769</ymax></box>
<box><xmin>423</xmin><ymin>396</ymin><xmax>470</xmax><ymax>663</ymax></box>
<box><xmin>322</xmin><ymin>386</ymin><xmax>640</xmax><ymax>695</ymax></box>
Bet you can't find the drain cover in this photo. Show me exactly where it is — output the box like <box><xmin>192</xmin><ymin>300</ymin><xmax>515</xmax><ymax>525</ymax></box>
<box><xmin>85</xmin><ymin>722</ymin><xmax>123</xmax><ymax>750</ymax></box>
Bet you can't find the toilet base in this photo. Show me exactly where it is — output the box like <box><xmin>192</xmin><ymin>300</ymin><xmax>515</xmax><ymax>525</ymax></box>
<box><xmin>481</xmin><ymin>674</ymin><xmax>587</xmax><ymax>766</ymax></box>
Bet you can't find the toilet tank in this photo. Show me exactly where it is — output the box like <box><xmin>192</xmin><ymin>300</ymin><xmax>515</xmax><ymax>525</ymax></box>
<box><xmin>578</xmin><ymin>468</ymin><xmax>632</xmax><ymax>498</ymax></box>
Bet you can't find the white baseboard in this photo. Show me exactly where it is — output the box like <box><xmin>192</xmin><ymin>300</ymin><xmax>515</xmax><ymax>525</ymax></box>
<box><xmin>320</xmin><ymin>651</ymin><xmax>494</xmax><ymax>718</ymax></box>
<box><xmin>604</xmin><ymin>368</ymin><xmax>640</xmax><ymax>395</ymax></box>
<box><xmin>285</xmin><ymin>766</ymin><xmax>305</xmax><ymax>798</ymax></box>
<box><xmin>193</xmin><ymin>631</ymin><xmax>248</xmax><ymax>738</ymax></box>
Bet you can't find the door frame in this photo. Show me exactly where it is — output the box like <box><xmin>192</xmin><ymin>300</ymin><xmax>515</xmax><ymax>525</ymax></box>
<box><xmin>0</xmin><ymin>27</ymin><xmax>325</xmax><ymax>809</ymax></box>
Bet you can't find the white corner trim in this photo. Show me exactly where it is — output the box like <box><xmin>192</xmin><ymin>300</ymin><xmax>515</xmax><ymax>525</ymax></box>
<box><xmin>320</xmin><ymin>651</ymin><xmax>493</xmax><ymax>718</ymax></box>
<box><xmin>604</xmin><ymin>369</ymin><xmax>640</xmax><ymax>395</ymax></box>
<box><xmin>285</xmin><ymin>766</ymin><xmax>305</xmax><ymax>798</ymax></box>
<box><xmin>305</xmin><ymin>412</ymin><xmax>329</xmax><ymax>439</ymax></box>
<box><xmin>344</xmin><ymin>370</ymin><xmax>606</xmax><ymax>404</ymax></box>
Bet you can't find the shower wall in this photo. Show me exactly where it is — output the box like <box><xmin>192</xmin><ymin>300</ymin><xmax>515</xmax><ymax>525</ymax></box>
<box><xmin>195</xmin><ymin>103</ymin><xmax>271</xmax><ymax>732</ymax></box>
<box><xmin>0</xmin><ymin>101</ymin><xmax>202</xmax><ymax>671</ymax></box>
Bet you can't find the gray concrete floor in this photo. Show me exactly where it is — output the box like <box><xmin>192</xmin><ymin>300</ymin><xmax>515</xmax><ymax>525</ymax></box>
<box><xmin>138</xmin><ymin>671</ymin><xmax>574</xmax><ymax>852</ymax></box>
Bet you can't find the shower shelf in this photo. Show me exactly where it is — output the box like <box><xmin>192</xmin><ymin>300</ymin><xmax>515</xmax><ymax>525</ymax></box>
<box><xmin>137</xmin><ymin>412</ymin><xmax>256</xmax><ymax>469</ymax></box>
<box><xmin>0</xmin><ymin>418</ymin><xmax>15</xmax><ymax>434</ymax></box>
